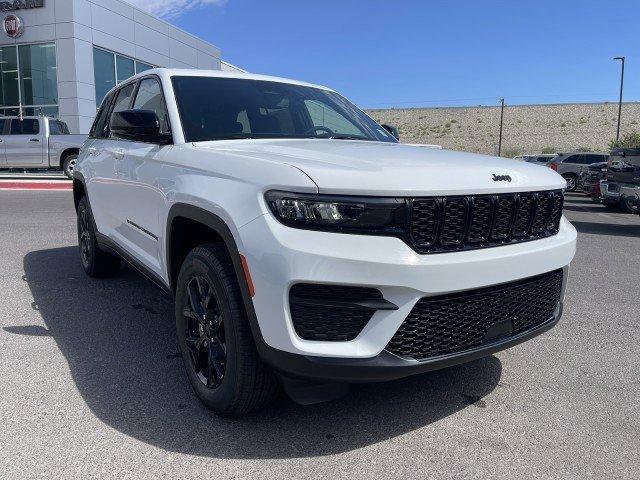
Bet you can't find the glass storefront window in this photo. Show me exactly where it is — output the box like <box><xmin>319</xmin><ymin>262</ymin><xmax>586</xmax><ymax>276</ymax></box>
<box><xmin>19</xmin><ymin>44</ymin><xmax>58</xmax><ymax>107</ymax></box>
<box><xmin>0</xmin><ymin>46</ymin><xmax>20</xmax><ymax>109</ymax></box>
<box><xmin>116</xmin><ymin>55</ymin><xmax>135</xmax><ymax>84</ymax></box>
<box><xmin>93</xmin><ymin>48</ymin><xmax>116</xmax><ymax>107</ymax></box>
<box><xmin>0</xmin><ymin>43</ymin><xmax>58</xmax><ymax>118</ymax></box>
<box><xmin>136</xmin><ymin>61</ymin><xmax>153</xmax><ymax>73</ymax></box>
<box><xmin>93</xmin><ymin>47</ymin><xmax>156</xmax><ymax>105</ymax></box>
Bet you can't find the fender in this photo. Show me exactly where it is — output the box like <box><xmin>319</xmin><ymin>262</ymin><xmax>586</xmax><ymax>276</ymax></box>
<box><xmin>165</xmin><ymin>204</ymin><xmax>274</xmax><ymax>358</ymax></box>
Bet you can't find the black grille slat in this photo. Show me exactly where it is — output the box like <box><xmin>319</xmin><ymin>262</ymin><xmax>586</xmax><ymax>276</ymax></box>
<box><xmin>440</xmin><ymin>198</ymin><xmax>468</xmax><ymax>246</ymax></box>
<box><xmin>410</xmin><ymin>199</ymin><xmax>439</xmax><ymax>248</ymax></box>
<box><xmin>467</xmin><ymin>197</ymin><xmax>492</xmax><ymax>243</ymax></box>
<box><xmin>491</xmin><ymin>195</ymin><xmax>516</xmax><ymax>240</ymax></box>
<box><xmin>409</xmin><ymin>190</ymin><xmax>563</xmax><ymax>253</ymax></box>
<box><xmin>386</xmin><ymin>269</ymin><xmax>563</xmax><ymax>360</ymax></box>
<box><xmin>513</xmin><ymin>194</ymin><xmax>535</xmax><ymax>237</ymax></box>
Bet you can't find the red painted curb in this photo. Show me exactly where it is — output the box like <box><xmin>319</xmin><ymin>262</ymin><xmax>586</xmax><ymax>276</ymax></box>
<box><xmin>0</xmin><ymin>181</ymin><xmax>72</xmax><ymax>190</ymax></box>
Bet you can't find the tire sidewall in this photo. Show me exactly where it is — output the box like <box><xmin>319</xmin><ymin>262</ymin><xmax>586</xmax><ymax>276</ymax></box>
<box><xmin>563</xmin><ymin>174</ymin><xmax>577</xmax><ymax>191</ymax></box>
<box><xmin>175</xmin><ymin>251</ymin><xmax>241</xmax><ymax>411</ymax></box>
<box><xmin>77</xmin><ymin>197</ymin><xmax>95</xmax><ymax>274</ymax></box>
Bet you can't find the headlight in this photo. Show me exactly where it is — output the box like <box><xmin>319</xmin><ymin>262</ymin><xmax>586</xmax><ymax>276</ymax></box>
<box><xmin>265</xmin><ymin>190</ymin><xmax>407</xmax><ymax>233</ymax></box>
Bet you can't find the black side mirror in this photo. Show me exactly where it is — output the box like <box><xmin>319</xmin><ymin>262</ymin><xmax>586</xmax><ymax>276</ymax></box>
<box><xmin>110</xmin><ymin>109</ymin><xmax>171</xmax><ymax>144</ymax></box>
<box><xmin>381</xmin><ymin>124</ymin><xmax>400</xmax><ymax>140</ymax></box>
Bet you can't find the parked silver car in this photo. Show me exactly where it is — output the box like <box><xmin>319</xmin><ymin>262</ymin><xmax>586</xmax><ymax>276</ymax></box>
<box><xmin>0</xmin><ymin>116</ymin><xmax>87</xmax><ymax>178</ymax></box>
<box><xmin>547</xmin><ymin>152</ymin><xmax>609</xmax><ymax>192</ymax></box>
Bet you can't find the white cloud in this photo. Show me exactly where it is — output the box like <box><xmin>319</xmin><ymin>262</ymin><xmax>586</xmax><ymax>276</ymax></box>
<box><xmin>125</xmin><ymin>0</ymin><xmax>226</xmax><ymax>18</ymax></box>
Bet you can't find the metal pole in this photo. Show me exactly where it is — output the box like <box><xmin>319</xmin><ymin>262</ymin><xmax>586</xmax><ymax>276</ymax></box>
<box><xmin>614</xmin><ymin>56</ymin><xmax>625</xmax><ymax>142</ymax></box>
<box><xmin>498</xmin><ymin>98</ymin><xmax>505</xmax><ymax>156</ymax></box>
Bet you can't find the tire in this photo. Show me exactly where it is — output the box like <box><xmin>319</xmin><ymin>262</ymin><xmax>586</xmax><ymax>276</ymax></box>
<box><xmin>175</xmin><ymin>243</ymin><xmax>279</xmax><ymax>417</ymax></box>
<box><xmin>63</xmin><ymin>154</ymin><xmax>78</xmax><ymax>179</ymax></box>
<box><xmin>620</xmin><ymin>197</ymin><xmax>640</xmax><ymax>214</ymax></box>
<box><xmin>76</xmin><ymin>196</ymin><xmax>121</xmax><ymax>277</ymax></box>
<box><xmin>563</xmin><ymin>174</ymin><xmax>578</xmax><ymax>192</ymax></box>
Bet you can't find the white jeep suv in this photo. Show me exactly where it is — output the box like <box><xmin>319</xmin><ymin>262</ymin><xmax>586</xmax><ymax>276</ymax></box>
<box><xmin>74</xmin><ymin>69</ymin><xmax>577</xmax><ymax>416</ymax></box>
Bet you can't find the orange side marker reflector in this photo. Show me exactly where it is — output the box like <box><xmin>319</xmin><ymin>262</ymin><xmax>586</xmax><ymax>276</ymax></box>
<box><xmin>240</xmin><ymin>254</ymin><xmax>255</xmax><ymax>297</ymax></box>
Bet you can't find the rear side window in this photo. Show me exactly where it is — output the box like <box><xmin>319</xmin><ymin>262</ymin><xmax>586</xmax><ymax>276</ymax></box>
<box><xmin>10</xmin><ymin>119</ymin><xmax>39</xmax><ymax>135</ymax></box>
<box><xmin>49</xmin><ymin>120</ymin><xmax>69</xmax><ymax>135</ymax></box>
<box><xmin>585</xmin><ymin>154</ymin><xmax>607</xmax><ymax>164</ymax></box>
<box><xmin>132</xmin><ymin>78</ymin><xmax>170</xmax><ymax>133</ymax></box>
<box><xmin>563</xmin><ymin>154</ymin><xmax>583</xmax><ymax>164</ymax></box>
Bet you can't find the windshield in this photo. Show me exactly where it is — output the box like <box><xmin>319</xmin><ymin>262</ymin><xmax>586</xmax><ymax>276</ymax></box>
<box><xmin>171</xmin><ymin>76</ymin><xmax>397</xmax><ymax>143</ymax></box>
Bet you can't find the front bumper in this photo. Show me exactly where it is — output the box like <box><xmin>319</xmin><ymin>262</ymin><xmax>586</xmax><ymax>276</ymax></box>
<box><xmin>239</xmin><ymin>213</ymin><xmax>576</xmax><ymax>365</ymax></box>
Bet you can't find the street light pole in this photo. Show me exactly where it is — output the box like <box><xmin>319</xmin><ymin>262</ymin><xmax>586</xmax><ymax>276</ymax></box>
<box><xmin>498</xmin><ymin>97</ymin><xmax>505</xmax><ymax>156</ymax></box>
<box><xmin>614</xmin><ymin>56</ymin><xmax>625</xmax><ymax>143</ymax></box>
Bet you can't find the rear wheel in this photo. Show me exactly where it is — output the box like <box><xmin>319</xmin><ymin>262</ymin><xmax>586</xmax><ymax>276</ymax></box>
<box><xmin>175</xmin><ymin>244</ymin><xmax>279</xmax><ymax>417</ymax></box>
<box><xmin>76</xmin><ymin>196</ymin><xmax>121</xmax><ymax>277</ymax></box>
<box><xmin>63</xmin><ymin>154</ymin><xmax>78</xmax><ymax>179</ymax></box>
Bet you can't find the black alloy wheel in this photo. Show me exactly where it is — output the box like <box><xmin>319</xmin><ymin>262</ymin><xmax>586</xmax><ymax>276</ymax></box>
<box><xmin>183</xmin><ymin>276</ymin><xmax>227</xmax><ymax>388</ymax></box>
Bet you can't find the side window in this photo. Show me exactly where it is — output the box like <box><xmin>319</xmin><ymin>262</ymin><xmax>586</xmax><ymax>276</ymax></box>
<box><xmin>108</xmin><ymin>83</ymin><xmax>136</xmax><ymax>138</ymax></box>
<box><xmin>563</xmin><ymin>155</ymin><xmax>581</xmax><ymax>164</ymax></box>
<box><xmin>112</xmin><ymin>83</ymin><xmax>136</xmax><ymax>115</ymax></box>
<box><xmin>0</xmin><ymin>119</ymin><xmax>6</xmax><ymax>134</ymax></box>
<box><xmin>10</xmin><ymin>119</ymin><xmax>40</xmax><ymax>135</ymax></box>
<box><xmin>304</xmin><ymin>99</ymin><xmax>363</xmax><ymax>136</ymax></box>
<box><xmin>132</xmin><ymin>78</ymin><xmax>169</xmax><ymax>133</ymax></box>
<box><xmin>586</xmin><ymin>154</ymin><xmax>606</xmax><ymax>164</ymax></box>
<box><xmin>89</xmin><ymin>90</ymin><xmax>115</xmax><ymax>139</ymax></box>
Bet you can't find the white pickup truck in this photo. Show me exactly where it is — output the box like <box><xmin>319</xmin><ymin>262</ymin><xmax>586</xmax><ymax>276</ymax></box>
<box><xmin>1</xmin><ymin>116</ymin><xmax>87</xmax><ymax>178</ymax></box>
<box><xmin>73</xmin><ymin>69</ymin><xmax>577</xmax><ymax>416</ymax></box>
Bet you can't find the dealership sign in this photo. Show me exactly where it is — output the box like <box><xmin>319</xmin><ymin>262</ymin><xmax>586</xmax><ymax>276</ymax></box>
<box><xmin>0</xmin><ymin>0</ymin><xmax>43</xmax><ymax>12</ymax></box>
<box><xmin>3</xmin><ymin>13</ymin><xmax>23</xmax><ymax>37</ymax></box>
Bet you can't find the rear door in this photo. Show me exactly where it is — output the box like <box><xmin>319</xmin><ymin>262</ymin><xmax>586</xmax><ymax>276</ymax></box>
<box><xmin>4</xmin><ymin>118</ymin><xmax>45</xmax><ymax>166</ymax></box>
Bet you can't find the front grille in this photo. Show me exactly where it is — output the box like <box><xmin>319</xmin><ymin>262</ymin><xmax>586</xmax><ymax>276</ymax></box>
<box><xmin>386</xmin><ymin>269</ymin><xmax>563</xmax><ymax>360</ymax></box>
<box><xmin>289</xmin><ymin>284</ymin><xmax>381</xmax><ymax>341</ymax></box>
<box><xmin>409</xmin><ymin>190</ymin><xmax>563</xmax><ymax>253</ymax></box>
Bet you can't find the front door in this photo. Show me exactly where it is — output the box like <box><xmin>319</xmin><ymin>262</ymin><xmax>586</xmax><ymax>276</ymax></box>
<box><xmin>113</xmin><ymin>77</ymin><xmax>172</xmax><ymax>278</ymax></box>
<box><xmin>4</xmin><ymin>118</ymin><xmax>45</xmax><ymax>167</ymax></box>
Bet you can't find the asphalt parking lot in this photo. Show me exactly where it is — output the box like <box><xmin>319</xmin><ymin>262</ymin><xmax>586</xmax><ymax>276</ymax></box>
<box><xmin>0</xmin><ymin>190</ymin><xmax>638</xmax><ymax>479</ymax></box>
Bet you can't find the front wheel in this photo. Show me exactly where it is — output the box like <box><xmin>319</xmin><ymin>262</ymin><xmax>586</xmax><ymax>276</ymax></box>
<box><xmin>175</xmin><ymin>244</ymin><xmax>279</xmax><ymax>417</ymax></box>
<box><xmin>63</xmin><ymin>154</ymin><xmax>78</xmax><ymax>179</ymax></box>
<box><xmin>620</xmin><ymin>197</ymin><xmax>640</xmax><ymax>214</ymax></box>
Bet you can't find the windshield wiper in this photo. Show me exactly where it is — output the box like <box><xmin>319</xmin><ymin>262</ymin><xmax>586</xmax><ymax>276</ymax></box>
<box><xmin>329</xmin><ymin>134</ymin><xmax>370</xmax><ymax>141</ymax></box>
<box><xmin>211</xmin><ymin>133</ymin><xmax>256</xmax><ymax>140</ymax></box>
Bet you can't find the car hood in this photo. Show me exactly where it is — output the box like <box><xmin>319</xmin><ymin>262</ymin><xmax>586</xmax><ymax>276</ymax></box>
<box><xmin>193</xmin><ymin>139</ymin><xmax>566</xmax><ymax>196</ymax></box>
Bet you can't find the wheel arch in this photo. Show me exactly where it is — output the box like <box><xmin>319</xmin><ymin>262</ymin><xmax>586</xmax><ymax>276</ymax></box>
<box><xmin>72</xmin><ymin>173</ymin><xmax>86</xmax><ymax>212</ymax></box>
<box><xmin>166</xmin><ymin>203</ymin><xmax>269</xmax><ymax>356</ymax></box>
<box><xmin>59</xmin><ymin>147</ymin><xmax>80</xmax><ymax>169</ymax></box>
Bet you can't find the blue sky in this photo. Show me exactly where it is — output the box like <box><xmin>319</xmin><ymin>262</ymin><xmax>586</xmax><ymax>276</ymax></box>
<box><xmin>130</xmin><ymin>0</ymin><xmax>638</xmax><ymax>109</ymax></box>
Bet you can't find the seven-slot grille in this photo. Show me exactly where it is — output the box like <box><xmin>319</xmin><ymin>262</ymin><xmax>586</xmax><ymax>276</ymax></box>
<box><xmin>409</xmin><ymin>190</ymin><xmax>563</xmax><ymax>253</ymax></box>
<box><xmin>385</xmin><ymin>269</ymin><xmax>564</xmax><ymax>360</ymax></box>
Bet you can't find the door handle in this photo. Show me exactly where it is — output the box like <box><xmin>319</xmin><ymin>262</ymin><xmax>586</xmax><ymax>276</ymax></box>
<box><xmin>87</xmin><ymin>147</ymin><xmax>98</xmax><ymax>156</ymax></box>
<box><xmin>30</xmin><ymin>138</ymin><xmax>40</xmax><ymax>142</ymax></box>
<box><xmin>112</xmin><ymin>149</ymin><xmax>124</xmax><ymax>160</ymax></box>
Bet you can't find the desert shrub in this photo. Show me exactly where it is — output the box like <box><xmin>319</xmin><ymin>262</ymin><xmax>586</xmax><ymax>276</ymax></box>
<box><xmin>501</xmin><ymin>148</ymin><xmax>521</xmax><ymax>158</ymax></box>
<box><xmin>609</xmin><ymin>131</ymin><xmax>640</xmax><ymax>149</ymax></box>
<box><xmin>541</xmin><ymin>147</ymin><xmax>556</xmax><ymax>154</ymax></box>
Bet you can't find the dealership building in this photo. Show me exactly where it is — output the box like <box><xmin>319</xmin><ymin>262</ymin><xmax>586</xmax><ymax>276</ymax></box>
<box><xmin>0</xmin><ymin>0</ymin><xmax>238</xmax><ymax>134</ymax></box>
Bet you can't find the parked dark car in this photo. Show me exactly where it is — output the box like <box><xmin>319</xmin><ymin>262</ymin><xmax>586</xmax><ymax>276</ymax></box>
<box><xmin>547</xmin><ymin>152</ymin><xmax>609</xmax><ymax>192</ymax></box>
<box><xmin>582</xmin><ymin>161</ymin><xmax>608</xmax><ymax>202</ymax></box>
<box><xmin>603</xmin><ymin>148</ymin><xmax>640</xmax><ymax>213</ymax></box>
